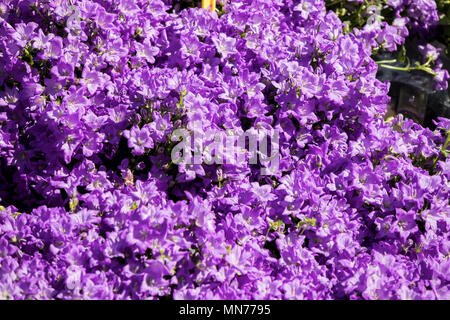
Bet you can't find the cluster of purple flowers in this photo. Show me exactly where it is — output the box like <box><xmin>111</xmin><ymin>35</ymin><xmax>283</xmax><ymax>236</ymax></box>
<box><xmin>0</xmin><ymin>0</ymin><xmax>449</xmax><ymax>299</ymax></box>
<box><xmin>327</xmin><ymin>0</ymin><xmax>449</xmax><ymax>90</ymax></box>
<box><xmin>351</xmin><ymin>0</ymin><xmax>440</xmax><ymax>48</ymax></box>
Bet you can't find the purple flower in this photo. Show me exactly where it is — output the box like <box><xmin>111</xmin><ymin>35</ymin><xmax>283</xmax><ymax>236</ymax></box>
<box><xmin>297</xmin><ymin>67</ymin><xmax>322</xmax><ymax>98</ymax></box>
<box><xmin>51</xmin><ymin>60</ymin><xmax>75</xmax><ymax>80</ymax></box>
<box><xmin>119</xmin><ymin>0</ymin><xmax>140</xmax><ymax>16</ymax></box>
<box><xmin>123</xmin><ymin>125</ymin><xmax>154</xmax><ymax>156</ymax></box>
<box><xmin>212</xmin><ymin>33</ymin><xmax>238</xmax><ymax>58</ymax></box>
<box><xmin>0</xmin><ymin>85</ymin><xmax>20</xmax><ymax>109</ymax></box>
<box><xmin>149</xmin><ymin>112</ymin><xmax>172</xmax><ymax>143</ymax></box>
<box><xmin>14</xmin><ymin>22</ymin><xmax>38</xmax><ymax>46</ymax></box>
<box><xmin>323</xmin><ymin>77</ymin><xmax>348</xmax><ymax>105</ymax></box>
<box><xmin>135</xmin><ymin>39</ymin><xmax>159</xmax><ymax>64</ymax></box>
<box><xmin>80</xmin><ymin>68</ymin><xmax>106</xmax><ymax>95</ymax></box>
<box><xmin>94</xmin><ymin>7</ymin><xmax>116</xmax><ymax>30</ymax></box>
<box><xmin>41</xmin><ymin>37</ymin><xmax>63</xmax><ymax>60</ymax></box>
<box><xmin>293</xmin><ymin>0</ymin><xmax>324</xmax><ymax>20</ymax></box>
<box><xmin>32</xmin><ymin>29</ymin><xmax>54</xmax><ymax>50</ymax></box>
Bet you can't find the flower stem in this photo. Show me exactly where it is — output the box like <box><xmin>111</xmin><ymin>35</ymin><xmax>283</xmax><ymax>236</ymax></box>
<box><xmin>375</xmin><ymin>59</ymin><xmax>397</xmax><ymax>64</ymax></box>
<box><xmin>377</xmin><ymin>56</ymin><xmax>436</xmax><ymax>76</ymax></box>
<box><xmin>378</xmin><ymin>64</ymin><xmax>411</xmax><ymax>71</ymax></box>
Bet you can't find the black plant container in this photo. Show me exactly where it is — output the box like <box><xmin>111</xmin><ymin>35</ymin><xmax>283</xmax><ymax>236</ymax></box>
<box><xmin>375</xmin><ymin>47</ymin><xmax>450</xmax><ymax>130</ymax></box>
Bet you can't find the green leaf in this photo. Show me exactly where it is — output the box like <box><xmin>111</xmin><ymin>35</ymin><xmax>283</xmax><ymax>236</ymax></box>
<box><xmin>269</xmin><ymin>220</ymin><xmax>284</xmax><ymax>231</ymax></box>
<box><xmin>11</xmin><ymin>211</ymin><xmax>22</xmax><ymax>218</ymax></box>
<box><xmin>130</xmin><ymin>201</ymin><xmax>138</xmax><ymax>211</ymax></box>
